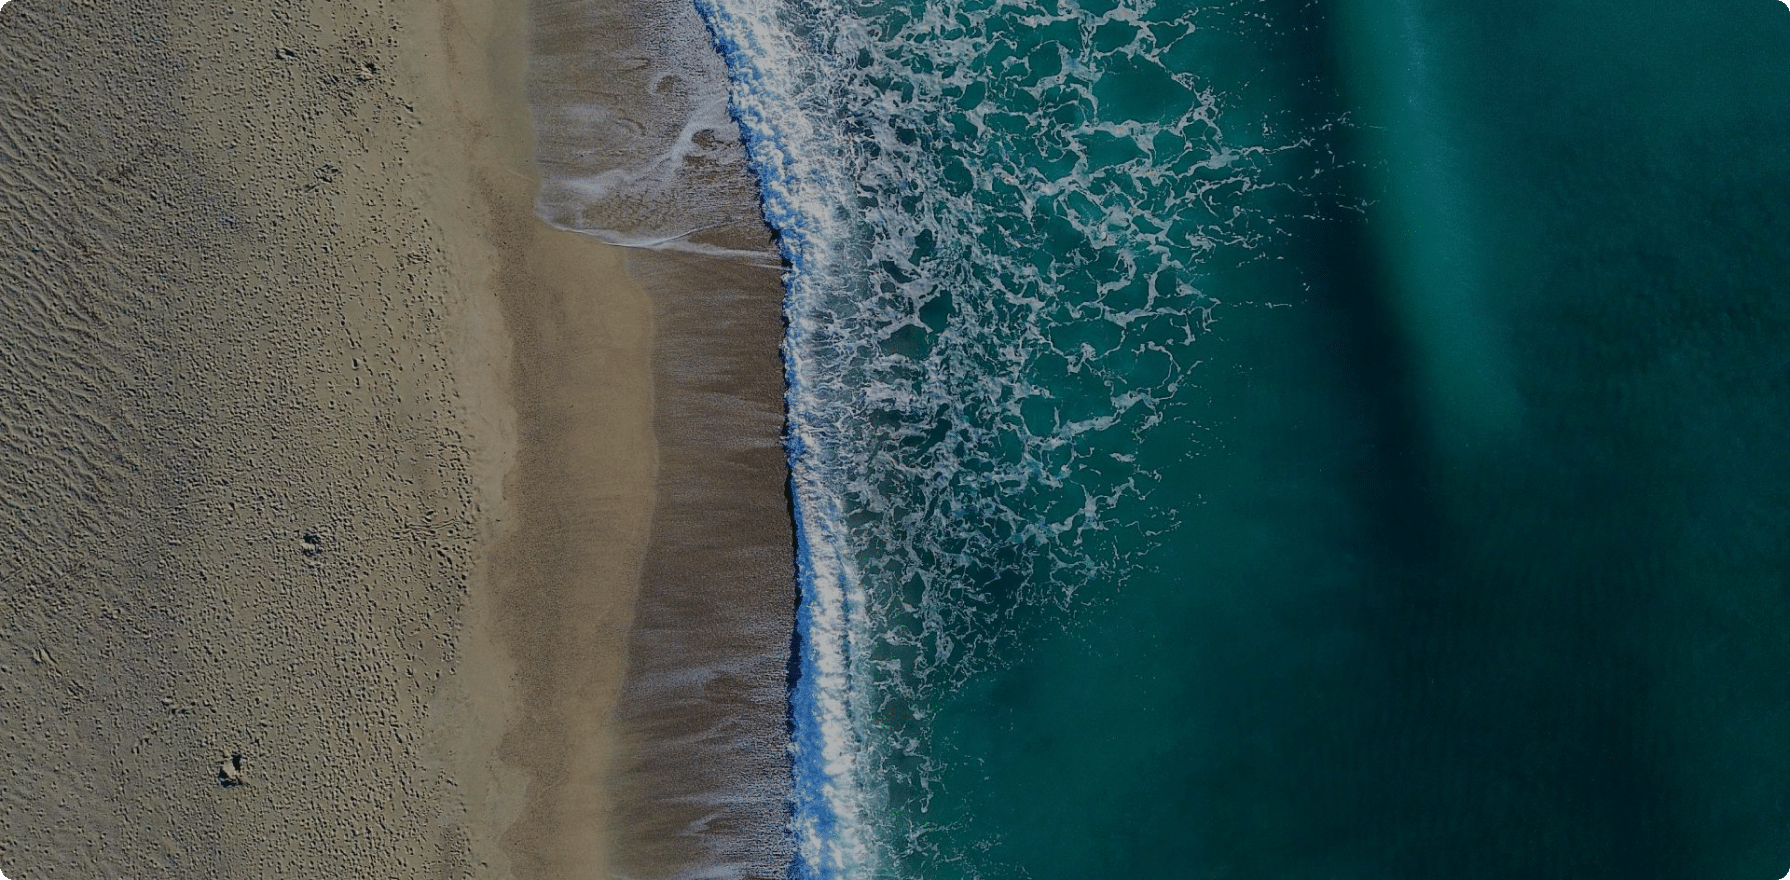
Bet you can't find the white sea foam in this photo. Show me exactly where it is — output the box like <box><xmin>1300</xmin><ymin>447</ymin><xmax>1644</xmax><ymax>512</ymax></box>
<box><xmin>582</xmin><ymin>227</ymin><xmax>784</xmax><ymax>266</ymax></box>
<box><xmin>694</xmin><ymin>0</ymin><xmax>886</xmax><ymax>869</ymax></box>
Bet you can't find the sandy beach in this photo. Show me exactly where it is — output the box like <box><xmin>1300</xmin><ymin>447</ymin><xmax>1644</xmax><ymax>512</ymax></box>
<box><xmin>0</xmin><ymin>0</ymin><xmax>735</xmax><ymax>875</ymax></box>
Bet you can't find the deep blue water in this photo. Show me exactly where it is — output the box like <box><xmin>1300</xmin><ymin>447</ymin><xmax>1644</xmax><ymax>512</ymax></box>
<box><xmin>695</xmin><ymin>0</ymin><xmax>1790</xmax><ymax>876</ymax></box>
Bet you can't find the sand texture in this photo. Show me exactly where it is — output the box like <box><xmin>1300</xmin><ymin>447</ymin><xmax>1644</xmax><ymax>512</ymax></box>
<box><xmin>0</xmin><ymin>0</ymin><xmax>655</xmax><ymax>877</ymax></box>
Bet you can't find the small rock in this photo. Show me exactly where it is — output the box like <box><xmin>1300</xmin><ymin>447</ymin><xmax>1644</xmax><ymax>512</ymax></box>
<box><xmin>218</xmin><ymin>751</ymin><xmax>247</xmax><ymax>787</ymax></box>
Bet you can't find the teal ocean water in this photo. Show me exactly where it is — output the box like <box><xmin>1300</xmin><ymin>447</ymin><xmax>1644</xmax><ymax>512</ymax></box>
<box><xmin>694</xmin><ymin>0</ymin><xmax>1790</xmax><ymax>875</ymax></box>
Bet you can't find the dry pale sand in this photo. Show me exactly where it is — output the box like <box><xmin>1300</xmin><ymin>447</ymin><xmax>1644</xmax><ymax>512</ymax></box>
<box><xmin>0</xmin><ymin>0</ymin><xmax>671</xmax><ymax>877</ymax></box>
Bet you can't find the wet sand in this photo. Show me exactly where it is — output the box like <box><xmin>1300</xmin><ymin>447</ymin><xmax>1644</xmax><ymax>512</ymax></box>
<box><xmin>528</xmin><ymin>0</ymin><xmax>798</xmax><ymax>875</ymax></box>
<box><xmin>0</xmin><ymin>0</ymin><xmax>660</xmax><ymax>877</ymax></box>
<box><xmin>605</xmin><ymin>249</ymin><xmax>795</xmax><ymax>880</ymax></box>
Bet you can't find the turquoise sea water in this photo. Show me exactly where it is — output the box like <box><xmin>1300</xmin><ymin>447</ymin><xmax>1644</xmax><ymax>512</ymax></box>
<box><xmin>695</xmin><ymin>0</ymin><xmax>1790</xmax><ymax>876</ymax></box>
